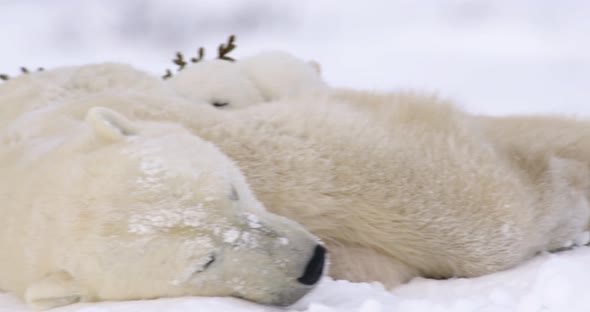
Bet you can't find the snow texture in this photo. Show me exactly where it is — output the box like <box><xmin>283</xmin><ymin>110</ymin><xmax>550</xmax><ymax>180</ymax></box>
<box><xmin>1</xmin><ymin>248</ymin><xmax>590</xmax><ymax>312</ymax></box>
<box><xmin>1</xmin><ymin>1</ymin><xmax>589</xmax><ymax>311</ymax></box>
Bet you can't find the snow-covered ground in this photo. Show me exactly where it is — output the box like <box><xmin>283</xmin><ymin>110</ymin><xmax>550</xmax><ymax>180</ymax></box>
<box><xmin>1</xmin><ymin>247</ymin><xmax>590</xmax><ymax>312</ymax></box>
<box><xmin>1</xmin><ymin>1</ymin><xmax>590</xmax><ymax>311</ymax></box>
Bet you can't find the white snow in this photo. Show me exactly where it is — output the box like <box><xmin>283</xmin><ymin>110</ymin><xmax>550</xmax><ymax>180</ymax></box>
<box><xmin>2</xmin><ymin>1</ymin><xmax>590</xmax><ymax>311</ymax></box>
<box><xmin>127</xmin><ymin>205</ymin><xmax>207</xmax><ymax>234</ymax></box>
<box><xmin>2</xmin><ymin>248</ymin><xmax>589</xmax><ymax>311</ymax></box>
<box><xmin>574</xmin><ymin>231</ymin><xmax>590</xmax><ymax>247</ymax></box>
<box><xmin>223</xmin><ymin>228</ymin><xmax>240</xmax><ymax>244</ymax></box>
<box><xmin>246</xmin><ymin>213</ymin><xmax>262</xmax><ymax>229</ymax></box>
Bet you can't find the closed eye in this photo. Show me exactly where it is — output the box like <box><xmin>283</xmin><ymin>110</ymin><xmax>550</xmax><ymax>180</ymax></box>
<box><xmin>212</xmin><ymin>101</ymin><xmax>229</xmax><ymax>108</ymax></box>
<box><xmin>175</xmin><ymin>253</ymin><xmax>217</xmax><ymax>284</ymax></box>
<box><xmin>203</xmin><ymin>253</ymin><xmax>216</xmax><ymax>270</ymax></box>
<box><xmin>194</xmin><ymin>253</ymin><xmax>216</xmax><ymax>275</ymax></box>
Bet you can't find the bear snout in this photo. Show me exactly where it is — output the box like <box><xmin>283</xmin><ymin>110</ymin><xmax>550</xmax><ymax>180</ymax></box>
<box><xmin>297</xmin><ymin>245</ymin><xmax>326</xmax><ymax>286</ymax></box>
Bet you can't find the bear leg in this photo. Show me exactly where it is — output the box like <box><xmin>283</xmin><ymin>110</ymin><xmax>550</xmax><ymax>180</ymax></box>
<box><xmin>325</xmin><ymin>242</ymin><xmax>418</xmax><ymax>289</ymax></box>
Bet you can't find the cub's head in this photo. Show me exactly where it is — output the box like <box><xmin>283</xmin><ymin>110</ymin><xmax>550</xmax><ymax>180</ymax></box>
<box><xmin>168</xmin><ymin>51</ymin><xmax>327</xmax><ymax>110</ymax></box>
<box><xmin>26</xmin><ymin>107</ymin><xmax>325</xmax><ymax>310</ymax></box>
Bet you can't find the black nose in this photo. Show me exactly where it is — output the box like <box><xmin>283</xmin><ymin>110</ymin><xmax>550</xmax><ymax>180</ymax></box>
<box><xmin>298</xmin><ymin>245</ymin><xmax>326</xmax><ymax>285</ymax></box>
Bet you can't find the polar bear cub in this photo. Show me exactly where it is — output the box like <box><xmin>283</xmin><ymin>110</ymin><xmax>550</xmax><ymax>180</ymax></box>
<box><xmin>0</xmin><ymin>93</ymin><xmax>325</xmax><ymax>310</ymax></box>
<box><xmin>168</xmin><ymin>51</ymin><xmax>328</xmax><ymax>109</ymax></box>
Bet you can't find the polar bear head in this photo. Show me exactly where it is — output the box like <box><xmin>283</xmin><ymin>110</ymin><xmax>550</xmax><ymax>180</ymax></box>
<box><xmin>25</xmin><ymin>107</ymin><xmax>325</xmax><ymax>310</ymax></box>
<box><xmin>168</xmin><ymin>51</ymin><xmax>327</xmax><ymax>110</ymax></box>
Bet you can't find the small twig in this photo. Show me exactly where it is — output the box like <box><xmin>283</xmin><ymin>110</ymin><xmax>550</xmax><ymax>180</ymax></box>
<box><xmin>1</xmin><ymin>66</ymin><xmax>45</xmax><ymax>82</ymax></box>
<box><xmin>173</xmin><ymin>52</ymin><xmax>187</xmax><ymax>71</ymax></box>
<box><xmin>191</xmin><ymin>47</ymin><xmax>205</xmax><ymax>63</ymax></box>
<box><xmin>217</xmin><ymin>35</ymin><xmax>236</xmax><ymax>62</ymax></box>
<box><xmin>161</xmin><ymin>35</ymin><xmax>238</xmax><ymax>80</ymax></box>
<box><xmin>162</xmin><ymin>69</ymin><xmax>173</xmax><ymax>80</ymax></box>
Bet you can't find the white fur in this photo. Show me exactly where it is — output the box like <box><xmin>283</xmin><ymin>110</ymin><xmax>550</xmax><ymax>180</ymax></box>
<box><xmin>168</xmin><ymin>51</ymin><xmax>328</xmax><ymax>109</ymax></box>
<box><xmin>0</xmin><ymin>64</ymin><xmax>321</xmax><ymax>310</ymax></box>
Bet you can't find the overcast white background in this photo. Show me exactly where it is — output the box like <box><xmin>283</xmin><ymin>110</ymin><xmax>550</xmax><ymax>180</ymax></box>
<box><xmin>1</xmin><ymin>0</ymin><xmax>588</xmax><ymax>115</ymax></box>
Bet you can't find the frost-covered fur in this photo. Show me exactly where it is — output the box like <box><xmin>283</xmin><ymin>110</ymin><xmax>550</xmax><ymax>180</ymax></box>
<box><xmin>0</xmin><ymin>64</ymin><xmax>322</xmax><ymax>310</ymax></box>
<box><xmin>2</xmin><ymin>64</ymin><xmax>590</xmax><ymax>310</ymax></box>
<box><xmin>168</xmin><ymin>51</ymin><xmax>327</xmax><ymax>109</ymax></box>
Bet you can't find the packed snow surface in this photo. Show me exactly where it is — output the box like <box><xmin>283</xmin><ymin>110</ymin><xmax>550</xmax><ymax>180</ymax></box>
<box><xmin>1</xmin><ymin>247</ymin><xmax>589</xmax><ymax>312</ymax></box>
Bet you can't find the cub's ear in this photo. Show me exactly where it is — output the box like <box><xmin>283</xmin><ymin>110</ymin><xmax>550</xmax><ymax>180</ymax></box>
<box><xmin>85</xmin><ymin>106</ymin><xmax>137</xmax><ymax>142</ymax></box>
<box><xmin>307</xmin><ymin>60</ymin><xmax>322</xmax><ymax>75</ymax></box>
<box><xmin>25</xmin><ymin>271</ymin><xmax>83</xmax><ymax>311</ymax></box>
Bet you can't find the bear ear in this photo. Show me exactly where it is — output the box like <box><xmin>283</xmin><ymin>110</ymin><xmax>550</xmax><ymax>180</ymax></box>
<box><xmin>307</xmin><ymin>60</ymin><xmax>322</xmax><ymax>75</ymax></box>
<box><xmin>85</xmin><ymin>106</ymin><xmax>137</xmax><ymax>143</ymax></box>
<box><xmin>25</xmin><ymin>271</ymin><xmax>83</xmax><ymax>310</ymax></box>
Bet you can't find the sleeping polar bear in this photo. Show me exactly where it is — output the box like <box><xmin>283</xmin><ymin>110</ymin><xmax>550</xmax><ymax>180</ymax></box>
<box><xmin>2</xmin><ymin>63</ymin><xmax>590</xmax><ymax>309</ymax></box>
<box><xmin>0</xmin><ymin>65</ymin><xmax>325</xmax><ymax>310</ymax></box>
<box><xmin>167</xmin><ymin>51</ymin><xmax>327</xmax><ymax>109</ymax></box>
